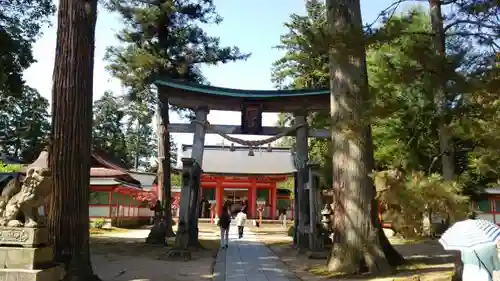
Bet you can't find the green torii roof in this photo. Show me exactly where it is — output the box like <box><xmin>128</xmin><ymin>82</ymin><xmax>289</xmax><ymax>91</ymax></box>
<box><xmin>153</xmin><ymin>78</ymin><xmax>331</xmax><ymax>112</ymax></box>
<box><xmin>154</xmin><ymin>78</ymin><xmax>330</xmax><ymax>98</ymax></box>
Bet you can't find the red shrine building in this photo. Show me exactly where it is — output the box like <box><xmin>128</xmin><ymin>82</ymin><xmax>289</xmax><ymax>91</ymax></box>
<box><xmin>88</xmin><ymin>151</ymin><xmax>157</xmax><ymax>226</ymax></box>
<box><xmin>173</xmin><ymin>144</ymin><xmax>295</xmax><ymax>219</ymax></box>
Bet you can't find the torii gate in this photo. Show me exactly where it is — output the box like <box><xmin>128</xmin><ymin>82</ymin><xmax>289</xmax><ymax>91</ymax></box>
<box><xmin>154</xmin><ymin>78</ymin><xmax>330</xmax><ymax>250</ymax></box>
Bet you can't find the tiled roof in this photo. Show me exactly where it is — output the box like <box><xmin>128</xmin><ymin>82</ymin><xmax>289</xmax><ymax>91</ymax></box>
<box><xmin>128</xmin><ymin>171</ymin><xmax>156</xmax><ymax>187</ymax></box>
<box><xmin>91</xmin><ymin>150</ymin><xmax>129</xmax><ymax>172</ymax></box>
<box><xmin>18</xmin><ymin>151</ymin><xmax>141</xmax><ymax>185</ymax></box>
<box><xmin>90</xmin><ymin>167</ymin><xmax>126</xmax><ymax>177</ymax></box>
<box><xmin>177</xmin><ymin>145</ymin><xmax>296</xmax><ymax>175</ymax></box>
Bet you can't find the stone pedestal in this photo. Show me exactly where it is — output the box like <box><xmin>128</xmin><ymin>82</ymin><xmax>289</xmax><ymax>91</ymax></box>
<box><xmin>0</xmin><ymin>227</ymin><xmax>62</xmax><ymax>281</ymax></box>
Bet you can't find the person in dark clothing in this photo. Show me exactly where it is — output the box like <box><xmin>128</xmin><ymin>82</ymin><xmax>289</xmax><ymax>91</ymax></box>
<box><xmin>217</xmin><ymin>204</ymin><xmax>231</xmax><ymax>249</ymax></box>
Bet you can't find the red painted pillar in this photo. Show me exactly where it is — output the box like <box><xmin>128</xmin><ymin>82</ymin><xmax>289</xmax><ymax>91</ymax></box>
<box><xmin>216</xmin><ymin>178</ymin><xmax>223</xmax><ymax>216</ymax></box>
<box><xmin>249</xmin><ymin>178</ymin><xmax>257</xmax><ymax>218</ymax></box>
<box><xmin>271</xmin><ymin>183</ymin><xmax>277</xmax><ymax>220</ymax></box>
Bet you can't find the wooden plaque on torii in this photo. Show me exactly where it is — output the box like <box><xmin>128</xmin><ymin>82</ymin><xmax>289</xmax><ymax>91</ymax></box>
<box><xmin>241</xmin><ymin>102</ymin><xmax>263</xmax><ymax>135</ymax></box>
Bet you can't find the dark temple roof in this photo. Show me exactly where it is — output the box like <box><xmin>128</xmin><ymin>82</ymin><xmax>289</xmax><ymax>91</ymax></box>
<box><xmin>128</xmin><ymin>171</ymin><xmax>156</xmax><ymax>187</ymax></box>
<box><xmin>154</xmin><ymin>78</ymin><xmax>330</xmax><ymax>112</ymax></box>
<box><xmin>177</xmin><ymin>144</ymin><xmax>296</xmax><ymax>175</ymax></box>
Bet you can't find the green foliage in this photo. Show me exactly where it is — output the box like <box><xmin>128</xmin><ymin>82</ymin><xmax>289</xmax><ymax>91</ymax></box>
<box><xmin>374</xmin><ymin>169</ymin><xmax>469</xmax><ymax>238</ymax></box>
<box><xmin>171</xmin><ymin>172</ymin><xmax>181</xmax><ymax>186</ymax></box>
<box><xmin>105</xmin><ymin>0</ymin><xmax>249</xmax><ymax>177</ymax></box>
<box><xmin>124</xmin><ymin>102</ymin><xmax>156</xmax><ymax>170</ymax></box>
<box><xmin>169</xmin><ymin>135</ymin><xmax>177</xmax><ymax>167</ymax></box>
<box><xmin>273</xmin><ymin>1</ymin><xmax>500</xmax><ymax>195</ymax></box>
<box><xmin>0</xmin><ymin>0</ymin><xmax>55</xmax><ymax>98</ymax></box>
<box><xmin>105</xmin><ymin>0</ymin><xmax>249</xmax><ymax>110</ymax></box>
<box><xmin>0</xmin><ymin>86</ymin><xmax>50</xmax><ymax>162</ymax></box>
<box><xmin>275</xmin><ymin>113</ymin><xmax>295</xmax><ymax>148</ymax></box>
<box><xmin>271</xmin><ymin>0</ymin><xmax>331</xmax><ymax>186</ymax></box>
<box><xmin>92</xmin><ymin>219</ymin><xmax>106</xmax><ymax>229</ymax></box>
<box><xmin>93</xmin><ymin>91</ymin><xmax>130</xmax><ymax>165</ymax></box>
<box><xmin>278</xmin><ymin>177</ymin><xmax>294</xmax><ymax>199</ymax></box>
<box><xmin>92</xmin><ymin>91</ymin><xmax>159</xmax><ymax>170</ymax></box>
<box><xmin>0</xmin><ymin>161</ymin><xmax>22</xmax><ymax>173</ymax></box>
<box><xmin>287</xmin><ymin>225</ymin><xmax>294</xmax><ymax>237</ymax></box>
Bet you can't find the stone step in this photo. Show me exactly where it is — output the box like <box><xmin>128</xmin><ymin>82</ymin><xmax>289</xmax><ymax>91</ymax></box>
<box><xmin>0</xmin><ymin>266</ymin><xmax>63</xmax><ymax>281</ymax></box>
<box><xmin>0</xmin><ymin>246</ymin><xmax>53</xmax><ymax>270</ymax></box>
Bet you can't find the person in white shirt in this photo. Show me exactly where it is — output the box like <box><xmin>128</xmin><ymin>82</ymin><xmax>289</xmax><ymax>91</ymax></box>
<box><xmin>235</xmin><ymin>208</ymin><xmax>247</xmax><ymax>239</ymax></box>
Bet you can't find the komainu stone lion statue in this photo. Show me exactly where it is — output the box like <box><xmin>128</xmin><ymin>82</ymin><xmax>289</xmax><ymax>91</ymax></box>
<box><xmin>0</xmin><ymin>174</ymin><xmax>22</xmax><ymax>217</ymax></box>
<box><xmin>0</xmin><ymin>167</ymin><xmax>52</xmax><ymax>227</ymax></box>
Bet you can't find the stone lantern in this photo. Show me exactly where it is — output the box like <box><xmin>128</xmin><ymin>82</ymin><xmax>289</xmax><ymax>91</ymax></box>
<box><xmin>256</xmin><ymin>199</ymin><xmax>266</xmax><ymax>227</ymax></box>
<box><xmin>321</xmin><ymin>204</ymin><xmax>332</xmax><ymax>231</ymax></box>
<box><xmin>208</xmin><ymin>200</ymin><xmax>216</xmax><ymax>224</ymax></box>
<box><xmin>320</xmin><ymin>204</ymin><xmax>333</xmax><ymax>245</ymax></box>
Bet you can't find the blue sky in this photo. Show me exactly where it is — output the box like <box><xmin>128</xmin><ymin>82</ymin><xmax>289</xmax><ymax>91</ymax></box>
<box><xmin>23</xmin><ymin>0</ymin><xmax>400</xmax><ymax>147</ymax></box>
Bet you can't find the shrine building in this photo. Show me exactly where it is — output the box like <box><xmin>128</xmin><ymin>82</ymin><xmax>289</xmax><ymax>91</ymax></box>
<box><xmin>175</xmin><ymin>144</ymin><xmax>295</xmax><ymax>219</ymax></box>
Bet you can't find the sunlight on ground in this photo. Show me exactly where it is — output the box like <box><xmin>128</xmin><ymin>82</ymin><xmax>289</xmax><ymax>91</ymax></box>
<box><xmin>266</xmin><ymin>232</ymin><xmax>456</xmax><ymax>281</ymax></box>
<box><xmin>90</xmin><ymin>226</ymin><xmax>219</xmax><ymax>281</ymax></box>
<box><xmin>389</xmin><ymin>236</ymin><xmax>430</xmax><ymax>245</ymax></box>
<box><xmin>88</xmin><ymin>224</ymin><xmax>455</xmax><ymax>281</ymax></box>
<box><xmin>308</xmin><ymin>263</ymin><xmax>455</xmax><ymax>281</ymax></box>
<box><xmin>90</xmin><ymin>227</ymin><xmax>129</xmax><ymax>236</ymax></box>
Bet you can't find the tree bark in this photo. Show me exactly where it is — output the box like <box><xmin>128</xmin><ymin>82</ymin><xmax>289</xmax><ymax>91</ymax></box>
<box><xmin>365</xmin><ymin>122</ymin><xmax>404</xmax><ymax>266</ymax></box>
<box><xmin>160</xmin><ymin>102</ymin><xmax>175</xmax><ymax>237</ymax></box>
<box><xmin>326</xmin><ymin>0</ymin><xmax>391</xmax><ymax>275</ymax></box>
<box><xmin>429</xmin><ymin>0</ymin><xmax>455</xmax><ymax>181</ymax></box>
<box><xmin>147</xmin><ymin>101</ymin><xmax>174</xmax><ymax>244</ymax></box>
<box><xmin>47</xmin><ymin>0</ymin><xmax>100</xmax><ymax>279</ymax></box>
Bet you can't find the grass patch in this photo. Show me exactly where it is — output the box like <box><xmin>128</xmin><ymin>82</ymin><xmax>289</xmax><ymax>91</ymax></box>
<box><xmin>89</xmin><ymin>227</ymin><xmax>129</xmax><ymax>236</ymax></box>
<box><xmin>199</xmin><ymin>239</ymin><xmax>219</xmax><ymax>250</ymax></box>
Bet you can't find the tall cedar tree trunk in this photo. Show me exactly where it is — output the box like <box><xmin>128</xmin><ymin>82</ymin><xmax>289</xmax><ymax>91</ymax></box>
<box><xmin>147</xmin><ymin>102</ymin><xmax>174</xmax><ymax>243</ymax></box>
<box><xmin>429</xmin><ymin>0</ymin><xmax>455</xmax><ymax>181</ymax></box>
<box><xmin>48</xmin><ymin>0</ymin><xmax>100</xmax><ymax>279</ymax></box>
<box><xmin>160</xmin><ymin>101</ymin><xmax>175</xmax><ymax>237</ymax></box>
<box><xmin>366</xmin><ymin>128</ymin><xmax>404</xmax><ymax>266</ymax></box>
<box><xmin>429</xmin><ymin>7</ymin><xmax>460</xmax><ymax>279</ymax></box>
<box><xmin>156</xmin><ymin>12</ymin><xmax>175</xmax><ymax>238</ymax></box>
<box><xmin>326</xmin><ymin>0</ymin><xmax>392</xmax><ymax>275</ymax></box>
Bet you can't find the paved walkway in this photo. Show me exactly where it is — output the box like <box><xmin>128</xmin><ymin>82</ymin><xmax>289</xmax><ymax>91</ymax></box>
<box><xmin>214</xmin><ymin>222</ymin><xmax>298</xmax><ymax>281</ymax></box>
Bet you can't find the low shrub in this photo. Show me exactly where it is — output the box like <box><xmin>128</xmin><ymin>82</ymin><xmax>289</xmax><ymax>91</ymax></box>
<box><xmin>93</xmin><ymin>218</ymin><xmax>106</xmax><ymax>229</ymax></box>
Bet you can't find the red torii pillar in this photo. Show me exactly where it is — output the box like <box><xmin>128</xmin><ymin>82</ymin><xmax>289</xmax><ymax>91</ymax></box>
<box><xmin>248</xmin><ymin>178</ymin><xmax>257</xmax><ymax>218</ymax></box>
<box><xmin>270</xmin><ymin>183</ymin><xmax>277</xmax><ymax>220</ymax></box>
<box><xmin>216</xmin><ymin>178</ymin><xmax>223</xmax><ymax>216</ymax></box>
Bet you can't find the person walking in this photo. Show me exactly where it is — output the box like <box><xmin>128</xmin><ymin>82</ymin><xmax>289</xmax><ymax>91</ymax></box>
<box><xmin>235</xmin><ymin>207</ymin><xmax>247</xmax><ymax>239</ymax></box>
<box><xmin>217</xmin><ymin>204</ymin><xmax>231</xmax><ymax>249</ymax></box>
